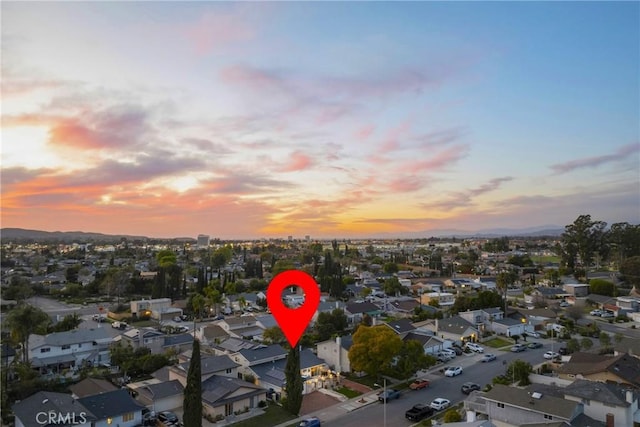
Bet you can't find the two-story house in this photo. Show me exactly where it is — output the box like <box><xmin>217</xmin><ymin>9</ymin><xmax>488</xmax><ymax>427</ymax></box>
<box><xmin>563</xmin><ymin>379</ymin><xmax>640</xmax><ymax>426</ymax></box>
<box><xmin>316</xmin><ymin>335</ymin><xmax>353</xmax><ymax>373</ymax></box>
<box><xmin>169</xmin><ymin>354</ymin><xmax>240</xmax><ymax>386</ymax></box>
<box><xmin>218</xmin><ymin>316</ymin><xmax>264</xmax><ymax>340</ymax></box>
<box><xmin>28</xmin><ymin>328</ymin><xmax>112</xmax><ymax>374</ymax></box>
<box><xmin>557</xmin><ymin>352</ymin><xmax>640</xmax><ymax>388</ymax></box>
<box><xmin>344</xmin><ymin>301</ymin><xmax>383</xmax><ymax>323</ymax></box>
<box><xmin>130</xmin><ymin>297</ymin><xmax>182</xmax><ymax>321</ymax></box>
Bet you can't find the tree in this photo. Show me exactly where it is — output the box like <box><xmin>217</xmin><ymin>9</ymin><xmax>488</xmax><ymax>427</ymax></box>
<box><xmin>283</xmin><ymin>346</ymin><xmax>303</xmax><ymax>415</ymax></box>
<box><xmin>620</xmin><ymin>256</ymin><xmax>640</xmax><ymax>288</ymax></box>
<box><xmin>383</xmin><ymin>277</ymin><xmax>408</xmax><ymax>296</ymax></box>
<box><xmin>614</xmin><ymin>332</ymin><xmax>624</xmax><ymax>344</ymax></box>
<box><xmin>561</xmin><ymin>215</ymin><xmax>607</xmax><ymax>279</ymax></box>
<box><xmin>599</xmin><ymin>332</ymin><xmax>611</xmax><ymax>348</ymax></box>
<box><xmin>6</xmin><ymin>304</ymin><xmax>51</xmax><ymax>363</ymax></box>
<box><xmin>496</xmin><ymin>271</ymin><xmax>517</xmax><ymax>313</ymax></box>
<box><xmin>443</xmin><ymin>408</ymin><xmax>462</xmax><ymax>423</ymax></box>
<box><xmin>348</xmin><ymin>326</ymin><xmax>403</xmax><ymax>377</ymax></box>
<box><xmin>263</xmin><ymin>327</ymin><xmax>286</xmax><ymax>345</ymax></box>
<box><xmin>49</xmin><ymin>313</ymin><xmax>82</xmax><ymax>333</ymax></box>
<box><xmin>315</xmin><ymin>309</ymin><xmax>348</xmax><ymax>341</ymax></box>
<box><xmin>511</xmin><ymin>334</ymin><xmax>520</xmax><ymax>344</ymax></box>
<box><xmin>496</xmin><ymin>360</ymin><xmax>533</xmax><ymax>386</ymax></box>
<box><xmin>183</xmin><ymin>339</ymin><xmax>202</xmax><ymax>427</ymax></box>
<box><xmin>589</xmin><ymin>279</ymin><xmax>616</xmax><ymax>297</ymax></box>
<box><xmin>191</xmin><ymin>293</ymin><xmax>205</xmax><ymax>330</ymax></box>
<box><xmin>565</xmin><ymin>305</ymin><xmax>584</xmax><ymax>322</ymax></box>
<box><xmin>580</xmin><ymin>337</ymin><xmax>593</xmax><ymax>351</ymax></box>
<box><xmin>393</xmin><ymin>340</ymin><xmax>436</xmax><ymax>379</ymax></box>
<box><xmin>566</xmin><ymin>338</ymin><xmax>581</xmax><ymax>353</ymax></box>
<box><xmin>205</xmin><ymin>287</ymin><xmax>222</xmax><ymax>316</ymax></box>
<box><xmin>383</xmin><ymin>262</ymin><xmax>399</xmax><ymax>274</ymax></box>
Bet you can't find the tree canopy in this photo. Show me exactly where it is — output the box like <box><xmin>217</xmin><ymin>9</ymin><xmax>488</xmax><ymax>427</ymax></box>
<box><xmin>348</xmin><ymin>325</ymin><xmax>403</xmax><ymax>377</ymax></box>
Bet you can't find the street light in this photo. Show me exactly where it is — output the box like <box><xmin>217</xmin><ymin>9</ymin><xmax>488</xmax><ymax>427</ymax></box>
<box><xmin>374</xmin><ymin>378</ymin><xmax>387</xmax><ymax>427</ymax></box>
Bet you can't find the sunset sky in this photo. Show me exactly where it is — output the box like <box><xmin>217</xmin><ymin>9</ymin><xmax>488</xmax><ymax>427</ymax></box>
<box><xmin>2</xmin><ymin>2</ymin><xmax>639</xmax><ymax>239</ymax></box>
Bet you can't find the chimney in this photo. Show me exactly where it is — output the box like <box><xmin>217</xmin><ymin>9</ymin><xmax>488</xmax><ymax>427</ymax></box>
<box><xmin>627</xmin><ymin>390</ymin><xmax>634</xmax><ymax>404</ymax></box>
<box><xmin>466</xmin><ymin>411</ymin><xmax>476</xmax><ymax>422</ymax></box>
<box><xmin>435</xmin><ymin>318</ymin><xmax>439</xmax><ymax>332</ymax></box>
<box><xmin>336</xmin><ymin>336</ymin><xmax>342</xmax><ymax>373</ymax></box>
<box><xmin>606</xmin><ymin>413</ymin><xmax>614</xmax><ymax>427</ymax></box>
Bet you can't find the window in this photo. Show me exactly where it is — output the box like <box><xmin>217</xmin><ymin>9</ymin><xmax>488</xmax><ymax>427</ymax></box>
<box><xmin>544</xmin><ymin>414</ymin><xmax>553</xmax><ymax>420</ymax></box>
<box><xmin>40</xmin><ymin>348</ymin><xmax>50</xmax><ymax>353</ymax></box>
<box><xmin>497</xmin><ymin>403</ymin><xmax>504</xmax><ymax>408</ymax></box>
<box><xmin>122</xmin><ymin>413</ymin><xmax>133</xmax><ymax>422</ymax></box>
<box><xmin>226</xmin><ymin>368</ymin><xmax>233</xmax><ymax>374</ymax></box>
<box><xmin>62</xmin><ymin>345</ymin><xmax>70</xmax><ymax>350</ymax></box>
<box><xmin>224</xmin><ymin>403</ymin><xmax>233</xmax><ymax>416</ymax></box>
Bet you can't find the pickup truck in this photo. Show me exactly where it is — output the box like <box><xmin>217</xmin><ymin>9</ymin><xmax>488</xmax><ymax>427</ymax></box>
<box><xmin>405</xmin><ymin>404</ymin><xmax>434</xmax><ymax>421</ymax></box>
<box><xmin>377</xmin><ymin>389</ymin><xmax>401</xmax><ymax>403</ymax></box>
<box><xmin>409</xmin><ymin>379</ymin><xmax>430</xmax><ymax>390</ymax></box>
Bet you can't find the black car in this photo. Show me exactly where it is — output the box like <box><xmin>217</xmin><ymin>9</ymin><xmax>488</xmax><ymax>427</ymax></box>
<box><xmin>405</xmin><ymin>404</ymin><xmax>435</xmax><ymax>421</ymax></box>
<box><xmin>157</xmin><ymin>411</ymin><xmax>179</xmax><ymax>427</ymax></box>
<box><xmin>450</xmin><ymin>346</ymin><xmax>463</xmax><ymax>355</ymax></box>
<box><xmin>461</xmin><ymin>382</ymin><xmax>481</xmax><ymax>395</ymax></box>
<box><xmin>558</xmin><ymin>347</ymin><xmax>572</xmax><ymax>355</ymax></box>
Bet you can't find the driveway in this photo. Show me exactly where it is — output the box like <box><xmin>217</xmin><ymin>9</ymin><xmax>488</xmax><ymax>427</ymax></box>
<box><xmin>300</xmin><ymin>391</ymin><xmax>341</xmax><ymax>415</ymax></box>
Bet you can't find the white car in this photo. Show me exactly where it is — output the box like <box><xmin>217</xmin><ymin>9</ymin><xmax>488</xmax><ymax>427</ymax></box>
<box><xmin>600</xmin><ymin>311</ymin><xmax>615</xmax><ymax>318</ymax></box>
<box><xmin>430</xmin><ymin>398</ymin><xmax>451</xmax><ymax>411</ymax></box>
<box><xmin>590</xmin><ymin>309</ymin><xmax>603</xmax><ymax>316</ymax></box>
<box><xmin>465</xmin><ymin>343</ymin><xmax>484</xmax><ymax>353</ymax></box>
<box><xmin>444</xmin><ymin>366</ymin><xmax>463</xmax><ymax>377</ymax></box>
<box><xmin>525</xmin><ymin>331</ymin><xmax>540</xmax><ymax>338</ymax></box>
<box><xmin>544</xmin><ymin>351</ymin><xmax>560</xmax><ymax>360</ymax></box>
<box><xmin>441</xmin><ymin>348</ymin><xmax>456</xmax><ymax>358</ymax></box>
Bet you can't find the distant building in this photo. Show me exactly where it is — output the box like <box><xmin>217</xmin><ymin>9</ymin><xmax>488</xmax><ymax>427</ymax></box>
<box><xmin>197</xmin><ymin>234</ymin><xmax>210</xmax><ymax>249</ymax></box>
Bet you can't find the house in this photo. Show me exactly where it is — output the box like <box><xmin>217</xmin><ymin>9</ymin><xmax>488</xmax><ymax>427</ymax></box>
<box><xmin>431</xmin><ymin>316</ymin><xmax>479</xmax><ymax>345</ymax></box>
<box><xmin>389</xmin><ymin>298</ymin><xmax>420</xmax><ymax>315</ymax></box>
<box><xmin>12</xmin><ymin>391</ymin><xmax>96</xmax><ymax>427</ymax></box>
<box><xmin>557</xmin><ymin>352</ymin><xmax>640</xmax><ymax>387</ymax></box>
<box><xmin>459</xmin><ymin>308</ymin><xmax>505</xmax><ymax>336</ymax></box>
<box><xmin>344</xmin><ymin>301</ymin><xmax>383</xmax><ymax>323</ymax></box>
<box><xmin>613</xmin><ymin>337</ymin><xmax>640</xmax><ymax>359</ymax></box>
<box><xmin>218</xmin><ymin>316</ymin><xmax>264</xmax><ymax>340</ymax></box>
<box><xmin>117</xmin><ymin>327</ymin><xmax>165</xmax><ymax>351</ymax></box>
<box><xmin>513</xmin><ymin>308</ymin><xmax>558</xmax><ymax>331</ymax></box>
<box><xmin>316</xmin><ymin>335</ymin><xmax>353</xmax><ymax>373</ymax></box>
<box><xmin>28</xmin><ymin>327</ymin><xmax>112</xmax><ymax>374</ymax></box>
<box><xmin>196</xmin><ymin>324</ymin><xmax>229</xmax><ymax>345</ymax></box>
<box><xmin>563</xmin><ymin>379</ymin><xmax>640</xmax><ymax>426</ymax></box>
<box><xmin>384</xmin><ymin>318</ymin><xmax>416</xmax><ymax>338</ymax></box>
<box><xmin>129</xmin><ymin>378</ymin><xmax>184</xmax><ymax>412</ymax></box>
<box><xmin>130</xmin><ymin>298</ymin><xmax>182</xmax><ymax>321</ymax></box>
<box><xmin>419</xmin><ymin>292</ymin><xmax>455</xmax><ymax>308</ymax></box>
<box><xmin>478</xmin><ymin>384</ymin><xmax>585</xmax><ymax>426</ymax></box>
<box><xmin>77</xmin><ymin>389</ymin><xmax>146</xmax><ymax>427</ymax></box>
<box><xmin>563</xmin><ymin>283</ymin><xmax>590</xmax><ymax>297</ymax></box>
<box><xmin>69</xmin><ymin>378</ymin><xmax>118</xmax><ymax>399</ymax></box>
<box><xmin>201</xmin><ymin>375</ymin><xmax>267</xmax><ymax>420</ymax></box>
<box><xmin>169</xmin><ymin>354</ymin><xmax>240</xmax><ymax>386</ymax></box>
<box><xmin>403</xmin><ymin>332</ymin><xmax>446</xmax><ymax>356</ymax></box>
<box><xmin>162</xmin><ymin>333</ymin><xmax>194</xmax><ymax>354</ymax></box>
<box><xmin>491</xmin><ymin>318</ymin><xmax>528</xmax><ymax>337</ymax></box>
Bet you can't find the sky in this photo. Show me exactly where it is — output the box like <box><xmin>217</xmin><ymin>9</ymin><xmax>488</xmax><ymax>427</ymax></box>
<box><xmin>2</xmin><ymin>1</ymin><xmax>639</xmax><ymax>239</ymax></box>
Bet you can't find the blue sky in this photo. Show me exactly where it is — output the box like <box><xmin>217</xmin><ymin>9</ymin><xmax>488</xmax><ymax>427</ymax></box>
<box><xmin>2</xmin><ymin>1</ymin><xmax>638</xmax><ymax>238</ymax></box>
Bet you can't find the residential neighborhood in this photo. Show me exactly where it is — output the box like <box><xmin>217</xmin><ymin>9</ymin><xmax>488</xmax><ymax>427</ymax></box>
<box><xmin>1</xmin><ymin>217</ymin><xmax>640</xmax><ymax>426</ymax></box>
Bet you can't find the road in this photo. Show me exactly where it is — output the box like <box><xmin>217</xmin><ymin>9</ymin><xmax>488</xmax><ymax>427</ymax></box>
<box><xmin>322</xmin><ymin>341</ymin><xmax>569</xmax><ymax>427</ymax></box>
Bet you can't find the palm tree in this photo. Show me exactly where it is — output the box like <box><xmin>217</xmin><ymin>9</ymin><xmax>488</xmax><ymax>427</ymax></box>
<box><xmin>205</xmin><ymin>286</ymin><xmax>222</xmax><ymax>317</ymax></box>
<box><xmin>191</xmin><ymin>293</ymin><xmax>205</xmax><ymax>332</ymax></box>
<box><xmin>6</xmin><ymin>304</ymin><xmax>51</xmax><ymax>363</ymax></box>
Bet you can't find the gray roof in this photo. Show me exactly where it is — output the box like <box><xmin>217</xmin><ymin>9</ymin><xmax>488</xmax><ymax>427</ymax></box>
<box><xmin>317</xmin><ymin>301</ymin><xmax>345</xmax><ymax>313</ymax></box>
<box><xmin>536</xmin><ymin>287</ymin><xmax>567</xmax><ymax>296</ymax></box>
<box><xmin>68</xmin><ymin>378</ymin><xmax>117</xmax><ymax>398</ymax></box>
<box><xmin>32</xmin><ymin>327</ymin><xmax>111</xmax><ymax>348</ymax></box>
<box><xmin>178</xmin><ymin>355</ymin><xmax>240</xmax><ymax>375</ymax></box>
<box><xmin>493</xmin><ymin>318</ymin><xmax>522</xmax><ymax>326</ymax></box>
<box><xmin>78</xmin><ymin>389</ymin><xmax>145</xmax><ymax>419</ymax></box>
<box><xmin>403</xmin><ymin>332</ymin><xmax>438</xmax><ymax>346</ymax></box>
<box><xmin>201</xmin><ymin>375</ymin><xmax>265</xmax><ymax>406</ymax></box>
<box><xmin>437</xmin><ymin>316</ymin><xmax>476</xmax><ymax>334</ymax></box>
<box><xmin>238</xmin><ymin>344</ymin><xmax>287</xmax><ymax>364</ymax></box>
<box><xmin>564</xmin><ymin>379</ymin><xmax>637</xmax><ymax>407</ymax></box>
<box><xmin>300</xmin><ymin>348</ymin><xmax>326</xmax><ymax>369</ymax></box>
<box><xmin>214</xmin><ymin>337</ymin><xmax>262</xmax><ymax>352</ymax></box>
<box><xmin>255</xmin><ymin>314</ymin><xmax>278</xmax><ymax>329</ymax></box>
<box><xmin>345</xmin><ymin>301</ymin><xmax>382</xmax><ymax>314</ymax></box>
<box><xmin>151</xmin><ymin>365</ymin><xmax>172</xmax><ymax>382</ymax></box>
<box><xmin>12</xmin><ymin>391</ymin><xmax>96</xmax><ymax>427</ymax></box>
<box><xmin>483</xmin><ymin>384</ymin><xmax>578</xmax><ymax>419</ymax></box>
<box><xmin>249</xmin><ymin>349</ymin><xmax>326</xmax><ymax>387</ymax></box>
<box><xmin>483</xmin><ymin>307</ymin><xmax>503</xmax><ymax>315</ymax></box>
<box><xmin>339</xmin><ymin>335</ymin><xmax>353</xmax><ymax>350</ymax></box>
<box><xmin>143</xmin><ymin>379</ymin><xmax>184</xmax><ymax>399</ymax></box>
<box><xmin>586</xmin><ymin>294</ymin><xmax>616</xmax><ymax>305</ymax></box>
<box><xmin>385</xmin><ymin>318</ymin><xmax>416</xmax><ymax>334</ymax></box>
<box><xmin>163</xmin><ymin>333</ymin><xmax>194</xmax><ymax>347</ymax></box>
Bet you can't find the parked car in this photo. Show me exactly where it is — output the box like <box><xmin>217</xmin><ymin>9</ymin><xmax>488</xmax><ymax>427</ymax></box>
<box><xmin>544</xmin><ymin>351</ymin><xmax>560</xmax><ymax>360</ymax></box>
<box><xmin>111</xmin><ymin>321</ymin><xmax>127</xmax><ymax>330</ymax></box>
<box><xmin>173</xmin><ymin>316</ymin><xmax>182</xmax><ymax>322</ymax></box>
<box><xmin>527</xmin><ymin>342</ymin><xmax>543</xmax><ymax>349</ymax></box>
<box><xmin>481</xmin><ymin>353</ymin><xmax>496</xmax><ymax>362</ymax></box>
<box><xmin>524</xmin><ymin>331</ymin><xmax>540</xmax><ymax>338</ymax></box>
<box><xmin>601</xmin><ymin>311</ymin><xmax>615</xmax><ymax>318</ymax></box>
<box><xmin>464</xmin><ymin>343</ymin><xmax>484</xmax><ymax>353</ymax></box>
<box><xmin>441</xmin><ymin>348</ymin><xmax>456</xmax><ymax>358</ymax></box>
<box><xmin>377</xmin><ymin>389</ymin><xmax>401</xmax><ymax>403</ymax></box>
<box><xmin>409</xmin><ymin>379</ymin><xmax>430</xmax><ymax>390</ymax></box>
<box><xmin>437</xmin><ymin>353</ymin><xmax>452</xmax><ymax>363</ymax></box>
<box><xmin>430</xmin><ymin>398</ymin><xmax>451</xmax><ymax>411</ymax></box>
<box><xmin>92</xmin><ymin>314</ymin><xmax>107</xmax><ymax>323</ymax></box>
<box><xmin>450</xmin><ymin>345</ymin><xmax>463</xmax><ymax>355</ymax></box>
<box><xmin>156</xmin><ymin>411</ymin><xmax>179</xmax><ymax>427</ymax></box>
<box><xmin>299</xmin><ymin>417</ymin><xmax>321</xmax><ymax>427</ymax></box>
<box><xmin>511</xmin><ymin>344</ymin><xmax>527</xmax><ymax>353</ymax></box>
<box><xmin>461</xmin><ymin>382</ymin><xmax>481</xmax><ymax>394</ymax></box>
<box><xmin>558</xmin><ymin>347</ymin><xmax>572</xmax><ymax>355</ymax></box>
<box><xmin>444</xmin><ymin>366</ymin><xmax>463</xmax><ymax>377</ymax></box>
<box><xmin>405</xmin><ymin>404</ymin><xmax>434</xmax><ymax>421</ymax></box>
<box><xmin>590</xmin><ymin>309</ymin><xmax>603</xmax><ymax>316</ymax></box>
<box><xmin>559</xmin><ymin>301</ymin><xmax>570</xmax><ymax>307</ymax></box>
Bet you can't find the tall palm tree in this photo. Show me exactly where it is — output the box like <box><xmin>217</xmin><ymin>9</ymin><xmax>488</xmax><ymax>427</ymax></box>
<box><xmin>6</xmin><ymin>304</ymin><xmax>51</xmax><ymax>363</ymax></box>
<box><xmin>191</xmin><ymin>293</ymin><xmax>205</xmax><ymax>333</ymax></box>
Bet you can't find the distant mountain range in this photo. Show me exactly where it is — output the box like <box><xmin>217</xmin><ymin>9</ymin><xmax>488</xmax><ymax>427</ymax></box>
<box><xmin>0</xmin><ymin>226</ymin><xmax>564</xmax><ymax>242</ymax></box>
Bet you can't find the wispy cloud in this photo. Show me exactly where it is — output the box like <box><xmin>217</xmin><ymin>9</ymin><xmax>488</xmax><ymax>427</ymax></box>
<box><xmin>550</xmin><ymin>142</ymin><xmax>640</xmax><ymax>174</ymax></box>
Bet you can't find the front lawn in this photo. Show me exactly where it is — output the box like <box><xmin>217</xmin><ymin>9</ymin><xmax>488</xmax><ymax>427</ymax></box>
<box><xmin>335</xmin><ymin>386</ymin><xmax>362</xmax><ymax>399</ymax></box>
<box><xmin>483</xmin><ymin>337</ymin><xmax>513</xmax><ymax>348</ymax></box>
<box><xmin>343</xmin><ymin>374</ymin><xmax>379</xmax><ymax>389</ymax></box>
<box><xmin>230</xmin><ymin>404</ymin><xmax>296</xmax><ymax>427</ymax></box>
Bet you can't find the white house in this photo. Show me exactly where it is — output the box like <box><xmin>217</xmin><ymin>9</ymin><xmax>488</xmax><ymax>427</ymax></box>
<box><xmin>130</xmin><ymin>298</ymin><xmax>182</xmax><ymax>321</ymax></box>
<box><xmin>316</xmin><ymin>335</ymin><xmax>353</xmax><ymax>373</ymax></box>
<box><xmin>28</xmin><ymin>328</ymin><xmax>112</xmax><ymax>374</ymax></box>
<box><xmin>563</xmin><ymin>379</ymin><xmax>640</xmax><ymax>426</ymax></box>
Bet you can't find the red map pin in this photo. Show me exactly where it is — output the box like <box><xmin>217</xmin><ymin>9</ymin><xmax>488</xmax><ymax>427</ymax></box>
<box><xmin>266</xmin><ymin>270</ymin><xmax>320</xmax><ymax>348</ymax></box>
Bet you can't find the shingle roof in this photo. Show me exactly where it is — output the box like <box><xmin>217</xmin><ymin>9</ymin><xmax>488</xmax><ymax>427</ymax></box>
<box><xmin>201</xmin><ymin>375</ymin><xmax>265</xmax><ymax>406</ymax></box>
<box><xmin>12</xmin><ymin>391</ymin><xmax>96</xmax><ymax>427</ymax></box>
<box><xmin>238</xmin><ymin>344</ymin><xmax>287</xmax><ymax>364</ymax></box>
<box><xmin>557</xmin><ymin>352</ymin><xmax>640</xmax><ymax>385</ymax></box>
<box><xmin>345</xmin><ymin>301</ymin><xmax>382</xmax><ymax>314</ymax></box>
<box><xmin>564</xmin><ymin>379</ymin><xmax>637</xmax><ymax>407</ymax></box>
<box><xmin>178</xmin><ymin>355</ymin><xmax>240</xmax><ymax>375</ymax></box>
<box><xmin>68</xmin><ymin>378</ymin><xmax>118</xmax><ymax>398</ymax></box>
<box><xmin>483</xmin><ymin>384</ymin><xmax>578</xmax><ymax>419</ymax></box>
<box><xmin>78</xmin><ymin>389</ymin><xmax>144</xmax><ymax>419</ymax></box>
<box><xmin>437</xmin><ymin>316</ymin><xmax>476</xmax><ymax>334</ymax></box>
<box><xmin>34</xmin><ymin>327</ymin><xmax>111</xmax><ymax>347</ymax></box>
<box><xmin>163</xmin><ymin>333</ymin><xmax>194</xmax><ymax>347</ymax></box>
<box><xmin>143</xmin><ymin>379</ymin><xmax>184</xmax><ymax>399</ymax></box>
<box><xmin>385</xmin><ymin>318</ymin><xmax>416</xmax><ymax>334</ymax></box>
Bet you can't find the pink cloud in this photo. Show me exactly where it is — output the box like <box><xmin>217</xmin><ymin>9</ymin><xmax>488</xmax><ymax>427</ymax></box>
<box><xmin>403</xmin><ymin>144</ymin><xmax>469</xmax><ymax>174</ymax></box>
<box><xmin>550</xmin><ymin>142</ymin><xmax>640</xmax><ymax>174</ymax></box>
<box><xmin>354</xmin><ymin>125</ymin><xmax>375</xmax><ymax>141</ymax></box>
<box><xmin>183</xmin><ymin>11</ymin><xmax>254</xmax><ymax>55</ymax></box>
<box><xmin>282</xmin><ymin>151</ymin><xmax>313</xmax><ymax>172</ymax></box>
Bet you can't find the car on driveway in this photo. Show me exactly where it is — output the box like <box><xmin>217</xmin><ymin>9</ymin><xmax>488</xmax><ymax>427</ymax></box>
<box><xmin>444</xmin><ymin>366</ymin><xmax>463</xmax><ymax>377</ymax></box>
<box><xmin>409</xmin><ymin>379</ymin><xmax>430</xmax><ymax>390</ymax></box>
<box><xmin>461</xmin><ymin>382</ymin><xmax>481</xmax><ymax>394</ymax></box>
<box><xmin>156</xmin><ymin>411</ymin><xmax>179</xmax><ymax>427</ymax></box>
<box><xmin>511</xmin><ymin>344</ymin><xmax>527</xmax><ymax>353</ymax></box>
<box><xmin>464</xmin><ymin>343</ymin><xmax>484</xmax><ymax>353</ymax></box>
<box><xmin>524</xmin><ymin>331</ymin><xmax>540</xmax><ymax>338</ymax></box>
<box><xmin>527</xmin><ymin>342</ymin><xmax>543</xmax><ymax>349</ymax></box>
<box><xmin>377</xmin><ymin>389</ymin><xmax>401</xmax><ymax>403</ymax></box>
<box><xmin>590</xmin><ymin>309</ymin><xmax>603</xmax><ymax>316</ymax></box>
<box><xmin>559</xmin><ymin>301</ymin><xmax>570</xmax><ymax>307</ymax></box>
<box><xmin>441</xmin><ymin>348</ymin><xmax>456</xmax><ymax>358</ymax></box>
<box><xmin>600</xmin><ymin>311</ymin><xmax>615</xmax><ymax>318</ymax></box>
<box><xmin>430</xmin><ymin>398</ymin><xmax>451</xmax><ymax>411</ymax></box>
<box><xmin>544</xmin><ymin>351</ymin><xmax>560</xmax><ymax>360</ymax></box>
<box><xmin>480</xmin><ymin>353</ymin><xmax>496</xmax><ymax>362</ymax></box>
<box><xmin>558</xmin><ymin>347</ymin><xmax>572</xmax><ymax>355</ymax></box>
<box><xmin>405</xmin><ymin>404</ymin><xmax>434</xmax><ymax>421</ymax></box>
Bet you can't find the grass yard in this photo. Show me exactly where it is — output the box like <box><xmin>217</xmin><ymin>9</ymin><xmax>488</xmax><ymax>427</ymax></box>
<box><xmin>230</xmin><ymin>404</ymin><xmax>296</xmax><ymax>427</ymax></box>
<box><xmin>343</xmin><ymin>374</ymin><xmax>380</xmax><ymax>389</ymax></box>
<box><xmin>335</xmin><ymin>386</ymin><xmax>362</xmax><ymax>399</ymax></box>
<box><xmin>483</xmin><ymin>337</ymin><xmax>513</xmax><ymax>348</ymax></box>
<box><xmin>530</xmin><ymin>255</ymin><xmax>560</xmax><ymax>264</ymax></box>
